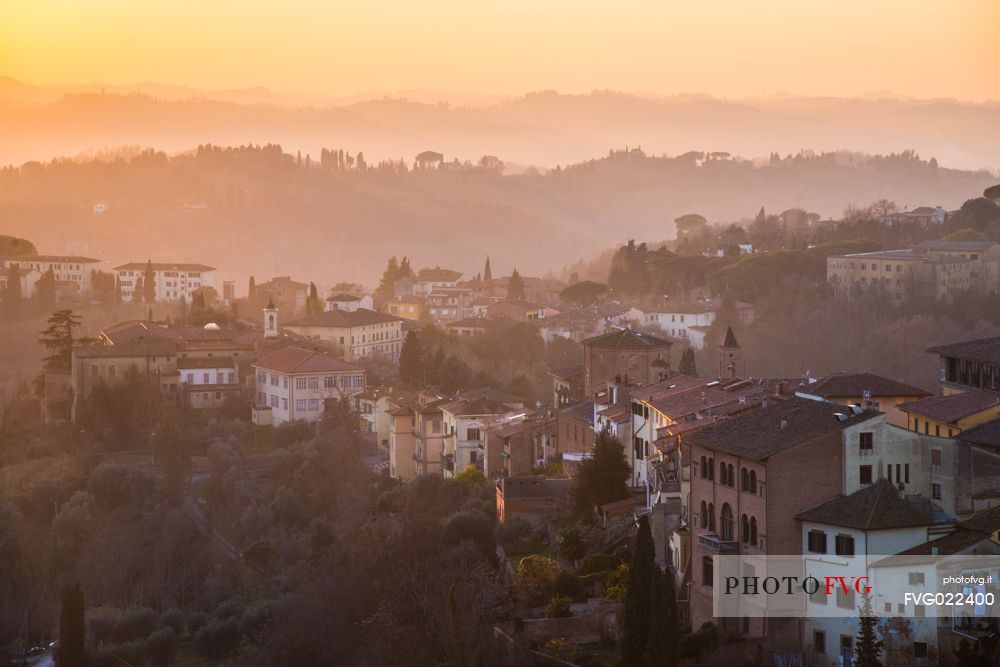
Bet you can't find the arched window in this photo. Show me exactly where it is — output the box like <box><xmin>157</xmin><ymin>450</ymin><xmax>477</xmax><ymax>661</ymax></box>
<box><xmin>749</xmin><ymin>470</ymin><xmax>757</xmax><ymax>494</ymax></box>
<box><xmin>741</xmin><ymin>468</ymin><xmax>749</xmax><ymax>491</ymax></box>
<box><xmin>700</xmin><ymin>501</ymin><xmax>708</xmax><ymax>528</ymax></box>
<box><xmin>750</xmin><ymin>517</ymin><xmax>758</xmax><ymax>546</ymax></box>
<box><xmin>707</xmin><ymin>458</ymin><xmax>714</xmax><ymax>481</ymax></box>
<box><xmin>720</xmin><ymin>504</ymin><xmax>734</xmax><ymax>542</ymax></box>
<box><xmin>703</xmin><ymin>556</ymin><xmax>714</xmax><ymax>586</ymax></box>
<box><xmin>727</xmin><ymin>464</ymin><xmax>735</xmax><ymax>487</ymax></box>
<box><xmin>720</xmin><ymin>460</ymin><xmax>727</xmax><ymax>484</ymax></box>
<box><xmin>708</xmin><ymin>503</ymin><xmax>715</xmax><ymax>532</ymax></box>
<box><xmin>700</xmin><ymin>456</ymin><xmax>707</xmax><ymax>479</ymax></box>
<box><xmin>741</xmin><ymin>514</ymin><xmax>750</xmax><ymax>543</ymax></box>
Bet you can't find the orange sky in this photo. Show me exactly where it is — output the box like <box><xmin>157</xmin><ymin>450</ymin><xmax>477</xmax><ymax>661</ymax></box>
<box><xmin>2</xmin><ymin>0</ymin><xmax>998</xmax><ymax>101</ymax></box>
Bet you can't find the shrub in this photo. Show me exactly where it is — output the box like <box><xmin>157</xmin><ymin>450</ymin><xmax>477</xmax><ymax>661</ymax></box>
<box><xmin>442</xmin><ymin>509</ymin><xmax>495</xmax><ymax>553</ymax></box>
<box><xmin>113</xmin><ymin>605</ymin><xmax>158</xmax><ymax>642</ymax></box>
<box><xmin>496</xmin><ymin>517</ymin><xmax>532</xmax><ymax>548</ymax></box>
<box><xmin>146</xmin><ymin>627</ymin><xmax>179</xmax><ymax>667</ymax></box>
<box><xmin>515</xmin><ymin>555</ymin><xmax>559</xmax><ymax>607</ymax></box>
<box><xmin>85</xmin><ymin>606</ymin><xmax>121</xmax><ymax>644</ymax></box>
<box><xmin>580</xmin><ymin>553</ymin><xmax>618</xmax><ymax>575</ymax></box>
<box><xmin>545</xmin><ymin>596</ymin><xmax>573</xmax><ymax>619</ymax></box>
<box><xmin>159</xmin><ymin>608</ymin><xmax>185</xmax><ymax>635</ymax></box>
<box><xmin>553</xmin><ymin>569</ymin><xmax>583</xmax><ymax>600</ymax></box>
<box><xmin>194</xmin><ymin>617</ymin><xmax>242</xmax><ymax>659</ymax></box>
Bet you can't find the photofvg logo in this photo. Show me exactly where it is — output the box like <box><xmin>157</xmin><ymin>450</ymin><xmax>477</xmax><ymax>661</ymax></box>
<box><xmin>711</xmin><ymin>555</ymin><xmax>1000</xmax><ymax>619</ymax></box>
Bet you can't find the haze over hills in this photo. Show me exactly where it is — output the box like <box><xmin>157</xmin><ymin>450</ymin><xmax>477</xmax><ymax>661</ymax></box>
<box><xmin>0</xmin><ymin>79</ymin><xmax>999</xmax><ymax>171</ymax></box>
<box><xmin>0</xmin><ymin>144</ymin><xmax>994</xmax><ymax>289</ymax></box>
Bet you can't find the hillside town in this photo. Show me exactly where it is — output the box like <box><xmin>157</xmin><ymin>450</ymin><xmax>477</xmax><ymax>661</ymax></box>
<box><xmin>2</xmin><ymin>179</ymin><xmax>1000</xmax><ymax>666</ymax></box>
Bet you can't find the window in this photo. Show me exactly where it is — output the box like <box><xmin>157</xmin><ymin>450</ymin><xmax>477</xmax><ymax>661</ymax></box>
<box><xmin>467</xmin><ymin>427</ymin><xmax>481</xmax><ymax>441</ymax></box>
<box><xmin>270</xmin><ymin>373</ymin><xmax>278</xmax><ymax>386</ymax></box>
<box><xmin>700</xmin><ymin>501</ymin><xmax>708</xmax><ymax>528</ymax></box>
<box><xmin>859</xmin><ymin>465</ymin><xmax>873</xmax><ymax>485</ymax></box>
<box><xmin>204</xmin><ymin>373</ymin><xmax>211</xmax><ymax>384</ymax></box>
<box><xmin>469</xmin><ymin>451</ymin><xmax>478</xmax><ymax>464</ymax></box>
<box><xmin>325</xmin><ymin>376</ymin><xmax>335</xmax><ymax>388</ymax></box>
<box><xmin>720</xmin><ymin>504</ymin><xmax>734</xmax><ymax>541</ymax></box>
<box><xmin>727</xmin><ymin>464</ymin><xmax>734</xmax><ymax>487</ymax></box>
<box><xmin>702</xmin><ymin>556</ymin><xmax>713</xmax><ymax>586</ymax></box>
<box><xmin>859</xmin><ymin>432</ymin><xmax>873</xmax><ymax>451</ymax></box>
<box><xmin>807</xmin><ymin>530</ymin><xmax>827</xmax><ymax>554</ymax></box>
<box><xmin>308</xmin><ymin>378</ymin><xmax>319</xmax><ymax>390</ymax></box>
<box><xmin>296</xmin><ymin>378</ymin><xmax>306</xmax><ymax>390</ymax></box>
<box><xmin>836</xmin><ymin>586</ymin><xmax>856</xmax><ymax>610</ymax></box>
<box><xmin>308</xmin><ymin>399</ymin><xmax>320</xmax><ymax>411</ymax></box>
<box><xmin>108</xmin><ymin>365</ymin><xmax>116</xmax><ymax>378</ymax></box>
<box><xmin>813</xmin><ymin>630</ymin><xmax>826</xmax><ymax>654</ymax></box>
<box><xmin>700</xmin><ymin>456</ymin><xmax>707</xmax><ymax>478</ymax></box>
<box><xmin>707</xmin><ymin>458</ymin><xmax>714</xmax><ymax>481</ymax></box>
<box><xmin>282</xmin><ymin>398</ymin><xmax>288</xmax><ymax>410</ymax></box>
<box><xmin>905</xmin><ymin>463</ymin><xmax>910</xmax><ymax>484</ymax></box>
<box><xmin>913</xmin><ymin>417</ymin><xmax>919</xmax><ymax>432</ymax></box>
<box><xmin>914</xmin><ymin>604</ymin><xmax>925</xmax><ymax>617</ymax></box>
<box><xmin>750</xmin><ymin>517</ymin><xmax>757</xmax><ymax>546</ymax></box>
<box><xmin>931</xmin><ymin>449</ymin><xmax>942</xmax><ymax>466</ymax></box>
<box><xmin>270</xmin><ymin>395</ymin><xmax>278</xmax><ymax>408</ymax></box>
<box><xmin>708</xmin><ymin>503</ymin><xmax>715</xmax><ymax>532</ymax></box>
<box><xmin>835</xmin><ymin>534</ymin><xmax>855</xmax><ymax>556</ymax></box>
<box><xmin>908</xmin><ymin>572</ymin><xmax>925</xmax><ymax>586</ymax></box>
<box><xmin>296</xmin><ymin>399</ymin><xmax>307</xmax><ymax>411</ymax></box>
<box><xmin>913</xmin><ymin>642</ymin><xmax>927</xmax><ymax>658</ymax></box>
<box><xmin>932</xmin><ymin>483</ymin><xmax>942</xmax><ymax>500</ymax></box>
<box><xmin>810</xmin><ymin>587</ymin><xmax>827</xmax><ymax>606</ymax></box>
<box><xmin>741</xmin><ymin>468</ymin><xmax>749</xmax><ymax>490</ymax></box>
<box><xmin>749</xmin><ymin>470</ymin><xmax>757</xmax><ymax>493</ymax></box>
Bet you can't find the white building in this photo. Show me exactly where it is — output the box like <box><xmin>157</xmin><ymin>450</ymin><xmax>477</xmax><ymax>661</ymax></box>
<box><xmin>439</xmin><ymin>391</ymin><xmax>527</xmax><ymax>477</ymax></box>
<box><xmin>0</xmin><ymin>267</ymin><xmax>41</xmax><ymax>298</ymax></box>
<box><xmin>282</xmin><ymin>308</ymin><xmax>404</xmax><ymax>362</ymax></box>
<box><xmin>325</xmin><ymin>292</ymin><xmax>374</xmax><ymax>312</ymax></box>
<box><xmin>252</xmin><ymin>346</ymin><xmax>366</xmax><ymax>426</ymax></box>
<box><xmin>413</xmin><ymin>267</ymin><xmax>463</xmax><ymax>297</ymax></box>
<box><xmin>113</xmin><ymin>262</ymin><xmax>216</xmax><ymax>302</ymax></box>
<box><xmin>2</xmin><ymin>255</ymin><xmax>102</xmax><ymax>296</ymax></box>
<box><xmin>639</xmin><ymin>300</ymin><xmax>755</xmax><ymax>349</ymax></box>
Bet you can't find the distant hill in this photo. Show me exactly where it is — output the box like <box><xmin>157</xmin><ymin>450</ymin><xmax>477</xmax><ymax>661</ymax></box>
<box><xmin>0</xmin><ymin>146</ymin><xmax>993</xmax><ymax>289</ymax></box>
<box><xmin>0</xmin><ymin>85</ymin><xmax>998</xmax><ymax>171</ymax></box>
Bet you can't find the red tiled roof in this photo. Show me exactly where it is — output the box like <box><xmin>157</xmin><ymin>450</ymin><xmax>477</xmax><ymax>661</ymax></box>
<box><xmin>253</xmin><ymin>346</ymin><xmax>364</xmax><ymax>374</ymax></box>
<box><xmin>898</xmin><ymin>390</ymin><xmax>1000</xmax><ymax>423</ymax></box>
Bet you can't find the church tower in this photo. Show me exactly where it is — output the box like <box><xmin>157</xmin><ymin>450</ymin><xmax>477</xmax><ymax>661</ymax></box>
<box><xmin>264</xmin><ymin>298</ymin><xmax>279</xmax><ymax>339</ymax></box>
<box><xmin>483</xmin><ymin>255</ymin><xmax>493</xmax><ymax>282</ymax></box>
<box><xmin>718</xmin><ymin>325</ymin><xmax>743</xmax><ymax>378</ymax></box>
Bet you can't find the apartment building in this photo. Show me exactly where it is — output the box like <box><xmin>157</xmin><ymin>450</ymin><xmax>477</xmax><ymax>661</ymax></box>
<box><xmin>251</xmin><ymin>346</ymin><xmax>366</xmax><ymax>426</ymax></box>
<box><xmin>114</xmin><ymin>262</ymin><xmax>216</xmax><ymax>302</ymax></box>
<box><xmin>283</xmin><ymin>308</ymin><xmax>404</xmax><ymax>361</ymax></box>
<box><xmin>2</xmin><ymin>254</ymin><xmax>101</xmax><ymax>296</ymax></box>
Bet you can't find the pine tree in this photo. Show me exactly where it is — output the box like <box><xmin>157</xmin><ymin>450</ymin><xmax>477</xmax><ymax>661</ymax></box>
<box><xmin>679</xmin><ymin>348</ymin><xmax>697</xmax><ymax>377</ymax></box>
<box><xmin>143</xmin><ymin>259</ymin><xmax>156</xmax><ymax>303</ymax></box>
<box><xmin>621</xmin><ymin>515</ymin><xmax>655</xmax><ymax>665</ymax></box>
<box><xmin>399</xmin><ymin>331</ymin><xmax>424</xmax><ymax>386</ymax></box>
<box><xmin>39</xmin><ymin>310</ymin><xmax>82</xmax><ymax>371</ymax></box>
<box><xmin>508</xmin><ymin>268</ymin><xmax>525</xmax><ymax>301</ymax></box>
<box><xmin>56</xmin><ymin>582</ymin><xmax>85</xmax><ymax>667</ymax></box>
<box><xmin>855</xmin><ymin>592</ymin><xmax>883</xmax><ymax>667</ymax></box>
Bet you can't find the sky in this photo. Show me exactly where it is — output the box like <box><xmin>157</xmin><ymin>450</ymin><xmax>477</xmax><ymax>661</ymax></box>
<box><xmin>1</xmin><ymin>0</ymin><xmax>998</xmax><ymax>101</ymax></box>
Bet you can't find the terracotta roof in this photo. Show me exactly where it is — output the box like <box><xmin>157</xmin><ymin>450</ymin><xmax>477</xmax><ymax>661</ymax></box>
<box><xmin>885</xmin><ymin>528</ymin><xmax>991</xmax><ymax>558</ymax></box>
<box><xmin>898</xmin><ymin>390</ymin><xmax>1000</xmax><ymax>423</ymax></box>
<box><xmin>447</xmin><ymin>317</ymin><xmax>509</xmax><ymax>330</ymax></box>
<box><xmin>326</xmin><ymin>292</ymin><xmax>360</xmax><ymax>302</ymax></box>
<box><xmin>582</xmin><ymin>328</ymin><xmax>672</xmax><ymax>350</ymax></box>
<box><xmin>927</xmin><ymin>337</ymin><xmax>1000</xmax><ymax>365</ymax></box>
<box><xmin>286</xmin><ymin>308</ymin><xmax>403</xmax><ymax>328</ymax></box>
<box><xmin>253</xmin><ymin>346</ymin><xmax>364</xmax><ymax>374</ymax></box>
<box><xmin>559</xmin><ymin>400</ymin><xmax>594</xmax><ymax>423</ymax></box>
<box><xmin>686</xmin><ymin>397</ymin><xmax>880</xmax><ymax>461</ymax></box>
<box><xmin>74</xmin><ymin>339</ymin><xmax>177</xmax><ymax>358</ymax></box>
<box><xmin>805</xmin><ymin>372</ymin><xmax>931</xmax><ymax>399</ymax></box>
<box><xmin>957</xmin><ymin>420</ymin><xmax>1000</xmax><ymax>448</ymax></box>
<box><xmin>113</xmin><ymin>262</ymin><xmax>215</xmax><ymax>272</ymax></box>
<box><xmin>795</xmin><ymin>480</ymin><xmax>933</xmax><ymax>530</ymax></box>
<box><xmin>416</xmin><ymin>267</ymin><xmax>463</xmax><ymax>282</ymax></box>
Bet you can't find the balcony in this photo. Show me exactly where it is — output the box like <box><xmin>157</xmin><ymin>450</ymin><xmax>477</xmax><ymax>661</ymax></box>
<box><xmin>441</xmin><ymin>454</ymin><xmax>455</xmax><ymax>472</ymax></box>
<box><xmin>698</xmin><ymin>532</ymin><xmax>739</xmax><ymax>554</ymax></box>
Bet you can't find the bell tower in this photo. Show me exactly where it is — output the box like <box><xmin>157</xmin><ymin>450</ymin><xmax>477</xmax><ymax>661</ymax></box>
<box><xmin>718</xmin><ymin>325</ymin><xmax>743</xmax><ymax>378</ymax></box>
<box><xmin>264</xmin><ymin>298</ymin><xmax>279</xmax><ymax>339</ymax></box>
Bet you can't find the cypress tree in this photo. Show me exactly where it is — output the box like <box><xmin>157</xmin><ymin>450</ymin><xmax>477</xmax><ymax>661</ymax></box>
<box><xmin>134</xmin><ymin>276</ymin><xmax>144</xmax><ymax>304</ymax></box>
<box><xmin>507</xmin><ymin>268</ymin><xmax>525</xmax><ymax>301</ymax></box>
<box><xmin>399</xmin><ymin>331</ymin><xmax>424</xmax><ymax>386</ymax></box>
<box><xmin>621</xmin><ymin>515</ymin><xmax>655</xmax><ymax>665</ymax></box>
<box><xmin>678</xmin><ymin>348</ymin><xmax>697</xmax><ymax>377</ymax></box>
<box><xmin>855</xmin><ymin>592</ymin><xmax>883</xmax><ymax>667</ymax></box>
<box><xmin>56</xmin><ymin>582</ymin><xmax>85</xmax><ymax>667</ymax></box>
<box><xmin>644</xmin><ymin>567</ymin><xmax>680</xmax><ymax>667</ymax></box>
<box><xmin>143</xmin><ymin>259</ymin><xmax>156</xmax><ymax>303</ymax></box>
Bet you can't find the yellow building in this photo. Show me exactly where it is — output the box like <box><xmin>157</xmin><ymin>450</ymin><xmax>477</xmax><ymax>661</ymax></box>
<box><xmin>801</xmin><ymin>372</ymin><xmax>932</xmax><ymax>428</ymax></box>
<box><xmin>387</xmin><ymin>295</ymin><xmax>425</xmax><ymax>321</ymax></box>
<box><xmin>899</xmin><ymin>390</ymin><xmax>1000</xmax><ymax>438</ymax></box>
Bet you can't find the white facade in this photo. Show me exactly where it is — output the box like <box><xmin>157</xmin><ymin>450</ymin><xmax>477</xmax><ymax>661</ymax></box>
<box><xmin>2</xmin><ymin>255</ymin><xmax>101</xmax><ymax>295</ymax></box>
<box><xmin>114</xmin><ymin>263</ymin><xmax>216</xmax><ymax>302</ymax></box>
<box><xmin>0</xmin><ymin>268</ymin><xmax>41</xmax><ymax>298</ymax></box>
<box><xmin>641</xmin><ymin>309</ymin><xmax>715</xmax><ymax>345</ymax></box>
<box><xmin>253</xmin><ymin>367</ymin><xmax>366</xmax><ymax>426</ymax></box>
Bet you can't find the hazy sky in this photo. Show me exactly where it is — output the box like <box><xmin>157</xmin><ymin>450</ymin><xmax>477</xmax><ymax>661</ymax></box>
<box><xmin>2</xmin><ymin>0</ymin><xmax>998</xmax><ymax>101</ymax></box>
